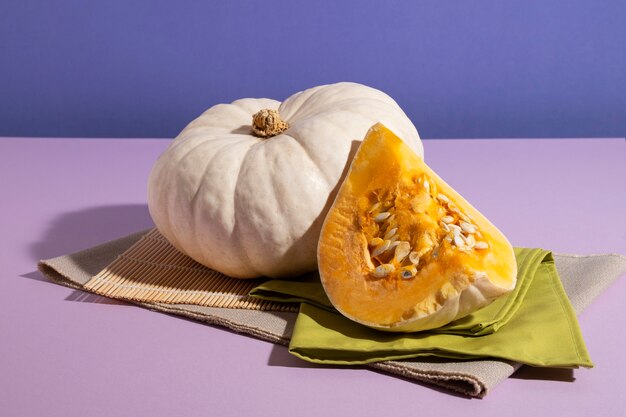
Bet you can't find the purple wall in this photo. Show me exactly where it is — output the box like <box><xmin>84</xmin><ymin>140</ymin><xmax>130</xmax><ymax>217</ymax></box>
<box><xmin>1</xmin><ymin>1</ymin><xmax>624</xmax><ymax>139</ymax></box>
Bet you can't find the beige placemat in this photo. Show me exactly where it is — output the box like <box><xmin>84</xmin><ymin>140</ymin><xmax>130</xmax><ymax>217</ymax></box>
<box><xmin>38</xmin><ymin>228</ymin><xmax>626</xmax><ymax>398</ymax></box>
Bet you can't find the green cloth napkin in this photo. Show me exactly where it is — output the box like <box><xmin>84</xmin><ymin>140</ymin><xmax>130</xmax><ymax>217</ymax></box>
<box><xmin>250</xmin><ymin>248</ymin><xmax>592</xmax><ymax>368</ymax></box>
<box><xmin>252</xmin><ymin>248</ymin><xmax>543</xmax><ymax>336</ymax></box>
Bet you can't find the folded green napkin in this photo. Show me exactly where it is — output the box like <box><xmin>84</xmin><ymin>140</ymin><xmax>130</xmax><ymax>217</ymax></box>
<box><xmin>250</xmin><ymin>248</ymin><xmax>592</xmax><ymax>368</ymax></box>
<box><xmin>252</xmin><ymin>248</ymin><xmax>542</xmax><ymax>336</ymax></box>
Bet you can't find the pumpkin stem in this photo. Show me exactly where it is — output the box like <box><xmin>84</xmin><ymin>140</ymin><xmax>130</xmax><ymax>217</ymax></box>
<box><xmin>251</xmin><ymin>109</ymin><xmax>289</xmax><ymax>138</ymax></box>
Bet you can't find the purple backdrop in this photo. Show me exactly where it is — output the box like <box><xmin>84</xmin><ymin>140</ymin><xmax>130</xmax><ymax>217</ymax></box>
<box><xmin>1</xmin><ymin>0</ymin><xmax>624</xmax><ymax>139</ymax></box>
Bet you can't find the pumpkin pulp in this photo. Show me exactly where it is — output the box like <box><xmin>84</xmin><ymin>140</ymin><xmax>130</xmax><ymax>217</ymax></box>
<box><xmin>317</xmin><ymin>123</ymin><xmax>517</xmax><ymax>331</ymax></box>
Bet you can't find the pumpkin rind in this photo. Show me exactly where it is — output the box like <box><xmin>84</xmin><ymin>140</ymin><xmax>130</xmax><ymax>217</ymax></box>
<box><xmin>317</xmin><ymin>123</ymin><xmax>517</xmax><ymax>332</ymax></box>
<box><xmin>147</xmin><ymin>83</ymin><xmax>422</xmax><ymax>278</ymax></box>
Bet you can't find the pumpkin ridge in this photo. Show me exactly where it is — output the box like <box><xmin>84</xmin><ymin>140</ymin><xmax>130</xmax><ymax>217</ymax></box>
<box><xmin>232</xmin><ymin>139</ymin><xmax>297</xmax><ymax>277</ymax></box>
<box><xmin>154</xmin><ymin>136</ymin><xmax>213</xmax><ymax>252</ymax></box>
<box><xmin>289</xmin><ymin>134</ymin><xmax>332</xmax><ymax>190</ymax></box>
<box><xmin>285</xmin><ymin>93</ymin><xmax>396</xmax><ymax>126</ymax></box>
<box><xmin>228</xmin><ymin>139</ymin><xmax>274</xmax><ymax>277</ymax></box>
<box><xmin>180</xmin><ymin>104</ymin><xmax>247</xmax><ymax>137</ymax></box>
<box><xmin>287</xmin><ymin>104</ymin><xmax>421</xmax><ymax>173</ymax></box>
<box><xmin>187</xmin><ymin>137</ymin><xmax>247</xmax><ymax>209</ymax></box>
<box><xmin>181</xmin><ymin>99</ymin><xmax>280</xmax><ymax>139</ymax></box>
<box><xmin>162</xmin><ymin>137</ymin><xmax>252</xmax><ymax>275</ymax></box>
<box><xmin>148</xmin><ymin>157</ymin><xmax>180</xmax><ymax>250</ymax></box>
<box><xmin>230</xmin><ymin>98</ymin><xmax>281</xmax><ymax>120</ymax></box>
<box><xmin>235</xmin><ymin>137</ymin><xmax>332</xmax><ymax>277</ymax></box>
<box><xmin>277</xmin><ymin>84</ymin><xmax>332</xmax><ymax>121</ymax></box>
<box><xmin>284</xmin><ymin>115</ymin><xmax>364</xmax><ymax>186</ymax></box>
<box><xmin>190</xmin><ymin>138</ymin><xmax>255</xmax><ymax>268</ymax></box>
<box><xmin>279</xmin><ymin>83</ymin><xmax>382</xmax><ymax>123</ymax></box>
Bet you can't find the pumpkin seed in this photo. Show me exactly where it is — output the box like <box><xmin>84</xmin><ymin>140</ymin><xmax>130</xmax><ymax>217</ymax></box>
<box><xmin>440</xmin><ymin>222</ymin><xmax>450</xmax><ymax>232</ymax></box>
<box><xmin>441</xmin><ymin>215</ymin><xmax>454</xmax><ymax>224</ymax></box>
<box><xmin>408</xmin><ymin>251</ymin><xmax>420</xmax><ymax>265</ymax></box>
<box><xmin>371</xmin><ymin>240</ymin><xmax>391</xmax><ymax>257</ymax></box>
<box><xmin>364</xmin><ymin>248</ymin><xmax>376</xmax><ymax>269</ymax></box>
<box><xmin>423</xmin><ymin>179</ymin><xmax>430</xmax><ymax>193</ymax></box>
<box><xmin>460</xmin><ymin>221</ymin><xmax>476</xmax><ymax>234</ymax></box>
<box><xmin>384</xmin><ymin>227</ymin><xmax>398</xmax><ymax>240</ymax></box>
<box><xmin>400</xmin><ymin>266</ymin><xmax>417</xmax><ymax>279</ymax></box>
<box><xmin>394</xmin><ymin>241</ymin><xmax>411</xmax><ymax>263</ymax></box>
<box><xmin>374</xmin><ymin>212</ymin><xmax>391</xmax><ymax>222</ymax></box>
<box><xmin>448</xmin><ymin>224</ymin><xmax>462</xmax><ymax>235</ymax></box>
<box><xmin>436</xmin><ymin>194</ymin><xmax>450</xmax><ymax>203</ymax></box>
<box><xmin>369</xmin><ymin>202</ymin><xmax>382</xmax><ymax>213</ymax></box>
<box><xmin>373</xmin><ymin>263</ymin><xmax>395</xmax><ymax>278</ymax></box>
<box><xmin>369</xmin><ymin>237</ymin><xmax>384</xmax><ymax>247</ymax></box>
<box><xmin>454</xmin><ymin>234</ymin><xmax>465</xmax><ymax>248</ymax></box>
<box><xmin>474</xmin><ymin>241</ymin><xmax>489</xmax><ymax>250</ymax></box>
<box><xmin>459</xmin><ymin>212</ymin><xmax>471</xmax><ymax>222</ymax></box>
<box><xmin>465</xmin><ymin>234</ymin><xmax>476</xmax><ymax>248</ymax></box>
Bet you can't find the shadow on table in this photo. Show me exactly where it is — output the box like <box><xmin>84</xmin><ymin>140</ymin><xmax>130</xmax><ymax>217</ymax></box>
<box><xmin>64</xmin><ymin>289</ymin><xmax>129</xmax><ymax>305</ymax></box>
<box><xmin>25</xmin><ymin>203</ymin><xmax>153</xmax><ymax>304</ymax></box>
<box><xmin>510</xmin><ymin>366</ymin><xmax>575</xmax><ymax>382</ymax></box>
<box><xmin>267</xmin><ymin>343</ymin><xmax>327</xmax><ymax>368</ymax></box>
<box><xmin>30</xmin><ymin>203</ymin><xmax>154</xmax><ymax>261</ymax></box>
<box><xmin>267</xmin><ymin>344</ymin><xmax>474</xmax><ymax>399</ymax></box>
<box><xmin>20</xmin><ymin>270</ymin><xmax>129</xmax><ymax>305</ymax></box>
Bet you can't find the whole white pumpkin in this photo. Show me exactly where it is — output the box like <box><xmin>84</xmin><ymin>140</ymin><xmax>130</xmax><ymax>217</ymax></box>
<box><xmin>147</xmin><ymin>82</ymin><xmax>423</xmax><ymax>278</ymax></box>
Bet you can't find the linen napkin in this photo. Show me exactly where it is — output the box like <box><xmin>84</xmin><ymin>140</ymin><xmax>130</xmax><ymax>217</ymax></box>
<box><xmin>37</xmin><ymin>229</ymin><xmax>626</xmax><ymax>397</ymax></box>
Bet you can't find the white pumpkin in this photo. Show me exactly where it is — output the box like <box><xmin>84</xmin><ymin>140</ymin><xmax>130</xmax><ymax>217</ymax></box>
<box><xmin>147</xmin><ymin>82</ymin><xmax>423</xmax><ymax>278</ymax></box>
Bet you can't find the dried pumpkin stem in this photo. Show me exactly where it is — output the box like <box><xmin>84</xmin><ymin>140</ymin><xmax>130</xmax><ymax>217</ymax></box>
<box><xmin>251</xmin><ymin>109</ymin><xmax>289</xmax><ymax>138</ymax></box>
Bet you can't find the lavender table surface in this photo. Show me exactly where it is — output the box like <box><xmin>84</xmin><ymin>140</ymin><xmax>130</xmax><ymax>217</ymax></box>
<box><xmin>1</xmin><ymin>137</ymin><xmax>624</xmax><ymax>416</ymax></box>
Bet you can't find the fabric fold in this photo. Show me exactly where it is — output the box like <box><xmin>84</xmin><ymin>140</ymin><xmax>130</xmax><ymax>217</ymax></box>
<box><xmin>250</xmin><ymin>248</ymin><xmax>554</xmax><ymax>337</ymax></box>
<box><xmin>436</xmin><ymin>248</ymin><xmax>546</xmax><ymax>335</ymax></box>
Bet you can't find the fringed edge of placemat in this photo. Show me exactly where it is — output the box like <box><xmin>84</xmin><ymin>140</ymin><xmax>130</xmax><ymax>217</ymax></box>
<box><xmin>84</xmin><ymin>228</ymin><xmax>299</xmax><ymax>312</ymax></box>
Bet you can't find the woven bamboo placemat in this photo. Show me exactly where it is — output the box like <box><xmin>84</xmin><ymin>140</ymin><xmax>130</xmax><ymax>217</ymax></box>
<box><xmin>84</xmin><ymin>228</ymin><xmax>298</xmax><ymax>313</ymax></box>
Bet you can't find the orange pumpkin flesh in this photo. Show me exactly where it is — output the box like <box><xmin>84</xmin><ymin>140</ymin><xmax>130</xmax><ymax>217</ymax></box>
<box><xmin>317</xmin><ymin>123</ymin><xmax>517</xmax><ymax>332</ymax></box>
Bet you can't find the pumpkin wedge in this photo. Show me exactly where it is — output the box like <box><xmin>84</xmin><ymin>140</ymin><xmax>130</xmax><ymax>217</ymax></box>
<box><xmin>317</xmin><ymin>123</ymin><xmax>517</xmax><ymax>332</ymax></box>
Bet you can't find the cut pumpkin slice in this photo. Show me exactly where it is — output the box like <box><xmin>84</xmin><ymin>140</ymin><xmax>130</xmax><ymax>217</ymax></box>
<box><xmin>317</xmin><ymin>123</ymin><xmax>517</xmax><ymax>332</ymax></box>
